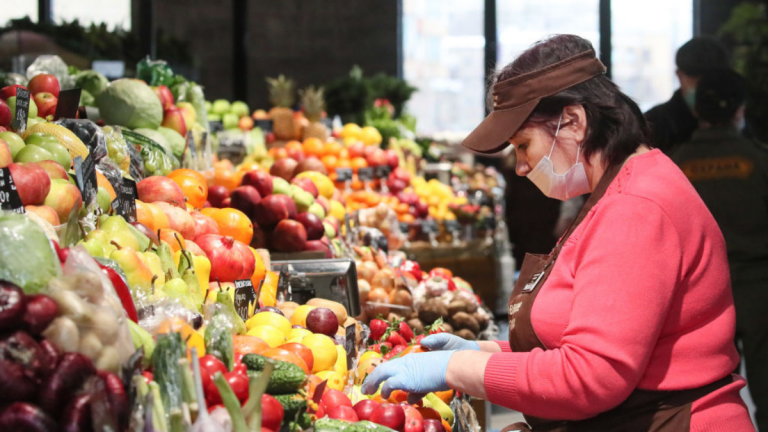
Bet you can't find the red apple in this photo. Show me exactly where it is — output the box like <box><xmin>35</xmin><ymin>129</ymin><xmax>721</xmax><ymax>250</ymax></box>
<box><xmin>370</xmin><ymin>403</ymin><xmax>405</xmax><ymax>431</ymax></box>
<box><xmin>384</xmin><ymin>149</ymin><xmax>399</xmax><ymax>169</ymax></box>
<box><xmin>33</xmin><ymin>92</ymin><xmax>57</xmax><ymax>118</ymax></box>
<box><xmin>391</xmin><ymin>167</ymin><xmax>411</xmax><ymax>183</ymax></box>
<box><xmin>354</xmin><ymin>400</ymin><xmax>380</xmax><ymax>421</ymax></box>
<box><xmin>27</xmin><ymin>74</ymin><xmax>60</xmax><ymax>97</ymax></box>
<box><xmin>304</xmin><ymin>240</ymin><xmax>332</xmax><ymax>258</ymax></box>
<box><xmin>273</xmin><ymin>194</ymin><xmax>297</xmax><ymax>219</ymax></box>
<box><xmin>241</xmin><ymin>170</ymin><xmax>273</xmax><ymax>197</ymax></box>
<box><xmin>207</xmin><ymin>185</ymin><xmax>230</xmax><ymax>208</ymax></box>
<box><xmin>44</xmin><ymin>179</ymin><xmax>82</xmax><ymax>222</ymax></box>
<box><xmin>422</xmin><ymin>419</ymin><xmax>445</xmax><ymax>432</ymax></box>
<box><xmin>269</xmin><ymin>158</ymin><xmax>298</xmax><ymax>181</ymax></box>
<box><xmin>270</xmin><ymin>219</ymin><xmax>307</xmax><ymax>252</ymax></box>
<box><xmin>138</xmin><ymin>176</ymin><xmax>186</xmax><ymax>208</ymax></box>
<box><xmin>154</xmin><ymin>201</ymin><xmax>196</xmax><ymax>240</ymax></box>
<box><xmin>152</xmin><ymin>85</ymin><xmax>174</xmax><ymax>109</ymax></box>
<box><xmin>294</xmin><ymin>212</ymin><xmax>324</xmax><ymax>240</ymax></box>
<box><xmin>0</xmin><ymin>140</ymin><xmax>11</xmax><ymax>168</ymax></box>
<box><xmin>251</xmin><ymin>225</ymin><xmax>268</xmax><ymax>249</ymax></box>
<box><xmin>162</xmin><ymin>106</ymin><xmax>188</xmax><ymax>137</ymax></box>
<box><xmin>294</xmin><ymin>157</ymin><xmax>327</xmax><ymax>176</ymax></box>
<box><xmin>366</xmin><ymin>148</ymin><xmax>386</xmax><ymax>167</ymax></box>
<box><xmin>253</xmin><ymin>194</ymin><xmax>291</xmax><ymax>229</ymax></box>
<box><xmin>403</xmin><ymin>405</ymin><xmax>424</xmax><ymax>432</ymax></box>
<box><xmin>8</xmin><ymin>162</ymin><xmax>50</xmax><ymax>205</ymax></box>
<box><xmin>415</xmin><ymin>200</ymin><xmax>429</xmax><ymax>218</ymax></box>
<box><xmin>0</xmin><ymin>99</ymin><xmax>11</xmax><ymax>127</ymax></box>
<box><xmin>0</xmin><ymin>85</ymin><xmax>25</xmax><ymax>101</ymax></box>
<box><xmin>221</xmin><ymin>197</ymin><xmax>231</xmax><ymax>207</ymax></box>
<box><xmin>230</xmin><ymin>185</ymin><xmax>262</xmax><ymax>219</ymax></box>
<box><xmin>36</xmin><ymin>160</ymin><xmax>69</xmax><ymax>180</ymax></box>
<box><xmin>328</xmin><ymin>405</ymin><xmax>359</xmax><ymax>422</ymax></box>
<box><xmin>286</xmin><ymin>147</ymin><xmax>305</xmax><ymax>162</ymax></box>
<box><xmin>315</xmin><ymin>196</ymin><xmax>330</xmax><ymax>214</ymax></box>
<box><xmin>24</xmin><ymin>204</ymin><xmax>60</xmax><ymax>226</ymax></box>
<box><xmin>348</xmin><ymin>142</ymin><xmax>365</xmax><ymax>159</ymax></box>
<box><xmin>190</xmin><ymin>211</ymin><xmax>219</xmax><ymax>240</ymax></box>
<box><xmin>387</xmin><ymin>177</ymin><xmax>407</xmax><ymax>193</ymax></box>
<box><xmin>290</xmin><ymin>177</ymin><xmax>318</xmax><ymax>199</ymax></box>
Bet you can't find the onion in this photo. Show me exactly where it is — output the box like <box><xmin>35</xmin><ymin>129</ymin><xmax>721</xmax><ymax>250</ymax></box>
<box><xmin>195</xmin><ymin>234</ymin><xmax>246</xmax><ymax>283</ymax></box>
<box><xmin>365</xmin><ymin>288</ymin><xmax>390</xmax><ymax>318</ymax></box>
<box><xmin>372</xmin><ymin>268</ymin><xmax>397</xmax><ymax>292</ymax></box>
<box><xmin>357</xmin><ymin>279</ymin><xmax>371</xmax><ymax>304</ymax></box>
<box><xmin>389</xmin><ymin>287</ymin><xmax>413</xmax><ymax>308</ymax></box>
<box><xmin>359</xmin><ymin>261</ymin><xmax>379</xmax><ymax>283</ymax></box>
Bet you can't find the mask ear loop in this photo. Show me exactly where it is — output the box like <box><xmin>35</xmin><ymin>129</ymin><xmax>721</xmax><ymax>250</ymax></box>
<box><xmin>549</xmin><ymin>115</ymin><xmax>564</xmax><ymax>158</ymax></box>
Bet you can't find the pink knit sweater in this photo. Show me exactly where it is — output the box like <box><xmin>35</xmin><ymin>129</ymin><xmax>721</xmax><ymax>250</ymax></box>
<box><xmin>484</xmin><ymin>150</ymin><xmax>755</xmax><ymax>431</ymax></box>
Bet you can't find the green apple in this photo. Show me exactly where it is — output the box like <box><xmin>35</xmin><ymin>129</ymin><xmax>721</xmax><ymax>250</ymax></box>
<box><xmin>272</xmin><ymin>177</ymin><xmax>291</xmax><ymax>195</ymax></box>
<box><xmin>211</xmin><ymin>99</ymin><xmax>230</xmax><ymax>115</ymax></box>
<box><xmin>14</xmin><ymin>145</ymin><xmax>54</xmax><ymax>163</ymax></box>
<box><xmin>0</xmin><ymin>131</ymin><xmax>25</xmax><ymax>158</ymax></box>
<box><xmin>205</xmin><ymin>101</ymin><xmax>212</xmax><ymax>112</ymax></box>
<box><xmin>291</xmin><ymin>184</ymin><xmax>315</xmax><ymax>212</ymax></box>
<box><xmin>222</xmin><ymin>113</ymin><xmax>239</xmax><ymax>130</ymax></box>
<box><xmin>230</xmin><ymin>101</ymin><xmax>249</xmax><ymax>117</ymax></box>
<box><xmin>308</xmin><ymin>202</ymin><xmax>326</xmax><ymax>219</ymax></box>
<box><xmin>5</xmin><ymin>96</ymin><xmax>38</xmax><ymax>123</ymax></box>
<box><xmin>207</xmin><ymin>113</ymin><xmax>221</xmax><ymax>122</ymax></box>
<box><xmin>96</xmin><ymin>186</ymin><xmax>111</xmax><ymax>213</ymax></box>
<box><xmin>25</xmin><ymin>133</ymin><xmax>70</xmax><ymax>168</ymax></box>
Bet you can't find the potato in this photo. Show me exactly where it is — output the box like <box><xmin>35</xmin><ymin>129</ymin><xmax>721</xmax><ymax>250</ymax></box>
<box><xmin>307</xmin><ymin>298</ymin><xmax>348</xmax><ymax>327</ymax></box>
<box><xmin>455</xmin><ymin>328</ymin><xmax>477</xmax><ymax>340</ymax></box>
<box><xmin>447</xmin><ymin>300</ymin><xmax>468</xmax><ymax>316</ymax></box>
<box><xmin>451</xmin><ymin>312</ymin><xmax>480</xmax><ymax>333</ymax></box>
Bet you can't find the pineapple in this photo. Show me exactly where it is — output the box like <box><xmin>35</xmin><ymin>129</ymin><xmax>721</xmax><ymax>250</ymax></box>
<box><xmin>300</xmin><ymin>85</ymin><xmax>329</xmax><ymax>141</ymax></box>
<box><xmin>266</xmin><ymin>75</ymin><xmax>296</xmax><ymax>140</ymax></box>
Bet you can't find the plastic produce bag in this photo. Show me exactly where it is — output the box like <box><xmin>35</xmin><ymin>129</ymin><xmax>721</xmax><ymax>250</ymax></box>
<box><xmin>173</xmin><ymin>80</ymin><xmax>210</xmax><ymax>132</ymax></box>
<box><xmin>96</xmin><ymin>157</ymin><xmax>125</xmax><ymax>196</ymax></box>
<box><xmin>26</xmin><ymin>55</ymin><xmax>74</xmax><ymax>90</ymax></box>
<box><xmin>136</xmin><ymin>57</ymin><xmax>174</xmax><ymax>87</ymax></box>
<box><xmin>57</xmin><ymin>118</ymin><xmax>108</xmax><ymax>161</ymax></box>
<box><xmin>0</xmin><ymin>210</ymin><xmax>62</xmax><ymax>293</ymax></box>
<box><xmin>101</xmin><ymin>126</ymin><xmax>131</xmax><ymax>173</ymax></box>
<box><xmin>42</xmin><ymin>246</ymin><xmax>136</xmax><ymax>373</ymax></box>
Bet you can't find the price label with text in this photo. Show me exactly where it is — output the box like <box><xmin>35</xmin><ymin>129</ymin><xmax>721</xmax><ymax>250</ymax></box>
<box><xmin>399</xmin><ymin>222</ymin><xmax>410</xmax><ymax>234</ymax></box>
<box><xmin>421</xmin><ymin>220</ymin><xmax>438</xmax><ymax>234</ymax></box>
<box><xmin>444</xmin><ymin>220</ymin><xmax>460</xmax><ymax>232</ymax></box>
<box><xmin>254</xmin><ymin>119</ymin><xmax>274</xmax><ymax>133</ymax></box>
<box><xmin>345</xmin><ymin>324</ymin><xmax>357</xmax><ymax>369</ymax></box>
<box><xmin>0</xmin><ymin>167</ymin><xmax>25</xmax><ymax>213</ymax></box>
<box><xmin>335</xmin><ymin>168</ymin><xmax>353</xmax><ymax>182</ymax></box>
<box><xmin>233</xmin><ymin>279</ymin><xmax>256</xmax><ymax>322</ymax></box>
<box><xmin>111</xmin><ymin>178</ymin><xmax>138</xmax><ymax>222</ymax></box>
<box><xmin>11</xmin><ymin>87</ymin><xmax>30</xmax><ymax>132</ymax></box>
<box><xmin>375</xmin><ymin>165</ymin><xmax>391</xmax><ymax>179</ymax></box>
<box><xmin>358</xmin><ymin>167</ymin><xmax>374</xmax><ymax>181</ymax></box>
<box><xmin>74</xmin><ymin>154</ymin><xmax>98</xmax><ymax>207</ymax></box>
<box><xmin>54</xmin><ymin>88</ymin><xmax>82</xmax><ymax>120</ymax></box>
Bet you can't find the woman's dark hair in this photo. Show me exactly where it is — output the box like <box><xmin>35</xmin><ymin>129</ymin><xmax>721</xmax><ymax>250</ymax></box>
<box><xmin>491</xmin><ymin>34</ymin><xmax>650</xmax><ymax>167</ymax></box>
<box><xmin>695</xmin><ymin>68</ymin><xmax>746</xmax><ymax>126</ymax></box>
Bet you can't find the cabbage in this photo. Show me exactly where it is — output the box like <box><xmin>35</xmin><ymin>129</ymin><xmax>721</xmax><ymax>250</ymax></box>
<box><xmin>0</xmin><ymin>212</ymin><xmax>62</xmax><ymax>293</ymax></box>
<box><xmin>75</xmin><ymin>70</ymin><xmax>109</xmax><ymax>97</ymax></box>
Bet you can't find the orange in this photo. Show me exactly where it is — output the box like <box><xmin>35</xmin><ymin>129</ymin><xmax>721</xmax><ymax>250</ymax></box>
<box><xmin>262</xmin><ymin>347</ymin><xmax>310</xmax><ymax>374</ymax></box>
<box><xmin>214</xmin><ymin>159</ymin><xmax>234</xmax><ymax>171</ymax></box>
<box><xmin>269</xmin><ymin>147</ymin><xmax>288</xmax><ymax>160</ymax></box>
<box><xmin>233</xmin><ymin>335</ymin><xmax>269</xmax><ymax>355</ymax></box>
<box><xmin>339</xmin><ymin>149</ymin><xmax>350</xmax><ymax>160</ymax></box>
<box><xmin>350</xmin><ymin>157</ymin><xmax>367</xmax><ymax>173</ymax></box>
<box><xmin>398</xmin><ymin>213</ymin><xmax>415</xmax><ymax>223</ymax></box>
<box><xmin>249</xmin><ymin>247</ymin><xmax>267</xmax><ymax>285</ymax></box>
<box><xmin>200</xmin><ymin>207</ymin><xmax>219</xmax><ymax>218</ymax></box>
<box><xmin>285</xmin><ymin>140</ymin><xmax>303</xmax><ymax>152</ymax></box>
<box><xmin>279</xmin><ymin>342</ymin><xmax>314</xmax><ymax>372</ymax></box>
<box><xmin>136</xmin><ymin>201</ymin><xmax>170</xmax><ymax>232</ymax></box>
<box><xmin>321</xmin><ymin>155</ymin><xmax>338</xmax><ymax>171</ymax></box>
<box><xmin>213</xmin><ymin>166</ymin><xmax>239</xmax><ymax>191</ymax></box>
<box><xmin>302</xmin><ymin>137</ymin><xmax>324</xmax><ymax>157</ymax></box>
<box><xmin>96</xmin><ymin>171</ymin><xmax>116</xmax><ymax>201</ymax></box>
<box><xmin>335</xmin><ymin>158</ymin><xmax>351</xmax><ymax>169</ymax></box>
<box><xmin>322</xmin><ymin>141</ymin><xmax>343</xmax><ymax>157</ymax></box>
<box><xmin>210</xmin><ymin>208</ymin><xmax>253</xmax><ymax>244</ymax></box>
<box><xmin>159</xmin><ymin>228</ymin><xmax>185</xmax><ymax>252</ymax></box>
<box><xmin>168</xmin><ymin>169</ymin><xmax>208</xmax><ymax>209</ymax></box>
<box><xmin>396</xmin><ymin>203</ymin><xmax>410</xmax><ymax>215</ymax></box>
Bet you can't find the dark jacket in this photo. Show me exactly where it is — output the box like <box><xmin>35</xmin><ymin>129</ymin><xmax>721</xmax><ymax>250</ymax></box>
<box><xmin>670</xmin><ymin>127</ymin><xmax>768</xmax><ymax>281</ymax></box>
<box><xmin>645</xmin><ymin>90</ymin><xmax>699</xmax><ymax>154</ymax></box>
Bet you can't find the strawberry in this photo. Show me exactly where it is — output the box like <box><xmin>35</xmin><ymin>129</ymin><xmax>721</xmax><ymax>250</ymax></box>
<box><xmin>427</xmin><ymin>318</ymin><xmax>446</xmax><ymax>335</ymax></box>
<box><xmin>370</xmin><ymin>342</ymin><xmax>393</xmax><ymax>355</ymax></box>
<box><xmin>398</xmin><ymin>321</ymin><xmax>414</xmax><ymax>342</ymax></box>
<box><xmin>385</xmin><ymin>331</ymin><xmax>408</xmax><ymax>347</ymax></box>
<box><xmin>369</xmin><ymin>318</ymin><xmax>389</xmax><ymax>342</ymax></box>
<box><xmin>413</xmin><ymin>334</ymin><xmax>426</xmax><ymax>345</ymax></box>
<box><xmin>384</xmin><ymin>344</ymin><xmax>406</xmax><ymax>360</ymax></box>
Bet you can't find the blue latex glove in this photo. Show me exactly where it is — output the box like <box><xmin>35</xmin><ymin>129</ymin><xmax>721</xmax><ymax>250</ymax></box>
<box><xmin>362</xmin><ymin>351</ymin><xmax>457</xmax><ymax>404</ymax></box>
<box><xmin>421</xmin><ymin>333</ymin><xmax>480</xmax><ymax>351</ymax></box>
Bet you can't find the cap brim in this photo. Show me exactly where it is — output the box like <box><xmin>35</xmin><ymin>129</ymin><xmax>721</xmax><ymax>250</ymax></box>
<box><xmin>461</xmin><ymin>99</ymin><xmax>538</xmax><ymax>154</ymax></box>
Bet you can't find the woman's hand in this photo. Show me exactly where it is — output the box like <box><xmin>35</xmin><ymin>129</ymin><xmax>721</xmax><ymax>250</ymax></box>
<box><xmin>361</xmin><ymin>351</ymin><xmax>457</xmax><ymax>404</ymax></box>
<box><xmin>421</xmin><ymin>333</ymin><xmax>480</xmax><ymax>351</ymax></box>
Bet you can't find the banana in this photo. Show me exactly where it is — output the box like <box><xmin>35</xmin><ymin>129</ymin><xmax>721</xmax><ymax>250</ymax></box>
<box><xmin>425</xmin><ymin>392</ymin><xmax>454</xmax><ymax>424</ymax></box>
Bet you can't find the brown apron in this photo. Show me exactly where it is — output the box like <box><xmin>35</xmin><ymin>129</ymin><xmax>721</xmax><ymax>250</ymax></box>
<box><xmin>503</xmin><ymin>162</ymin><xmax>732</xmax><ymax>432</ymax></box>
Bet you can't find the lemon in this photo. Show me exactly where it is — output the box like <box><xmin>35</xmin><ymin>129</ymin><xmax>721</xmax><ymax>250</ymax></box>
<box><xmin>329</xmin><ymin>200</ymin><xmax>346</xmax><ymax>221</ymax></box>
<box><xmin>246</xmin><ymin>312</ymin><xmax>292</xmax><ymax>337</ymax></box>
<box><xmin>343</xmin><ymin>136</ymin><xmax>360</xmax><ymax>147</ymax></box>
<box><xmin>295</xmin><ymin>171</ymin><xmax>334</xmax><ymax>199</ymax></box>
<box><xmin>289</xmin><ymin>327</ymin><xmax>313</xmax><ymax>341</ymax></box>
<box><xmin>360</xmin><ymin>126</ymin><xmax>382</xmax><ymax>146</ymax></box>
<box><xmin>333</xmin><ymin>344</ymin><xmax>348</xmax><ymax>375</ymax></box>
<box><xmin>359</xmin><ymin>350</ymin><xmax>382</xmax><ymax>363</ymax></box>
<box><xmin>316</xmin><ymin>370</ymin><xmax>346</xmax><ymax>391</ymax></box>
<box><xmin>247</xmin><ymin>325</ymin><xmax>286</xmax><ymax>348</ymax></box>
<box><xmin>340</xmin><ymin>123</ymin><xmax>362</xmax><ymax>140</ymax></box>
<box><xmin>290</xmin><ymin>304</ymin><xmax>316</xmax><ymax>327</ymax></box>
<box><xmin>301</xmin><ymin>334</ymin><xmax>338</xmax><ymax>373</ymax></box>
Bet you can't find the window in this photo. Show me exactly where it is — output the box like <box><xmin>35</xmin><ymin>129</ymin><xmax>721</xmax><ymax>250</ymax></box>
<box><xmin>612</xmin><ymin>0</ymin><xmax>693</xmax><ymax>111</ymax></box>
<box><xmin>497</xmin><ymin>1</ymin><xmax>600</xmax><ymax>69</ymax></box>
<box><xmin>53</xmin><ymin>0</ymin><xmax>131</xmax><ymax>30</ymax></box>
<box><xmin>403</xmin><ymin>0</ymin><xmax>485</xmax><ymax>136</ymax></box>
<box><xmin>1</xmin><ymin>3</ymin><xmax>38</xmax><ymax>26</ymax></box>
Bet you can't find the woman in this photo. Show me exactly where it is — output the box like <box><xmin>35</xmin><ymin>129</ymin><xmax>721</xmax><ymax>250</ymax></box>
<box><xmin>362</xmin><ymin>35</ymin><xmax>755</xmax><ymax>431</ymax></box>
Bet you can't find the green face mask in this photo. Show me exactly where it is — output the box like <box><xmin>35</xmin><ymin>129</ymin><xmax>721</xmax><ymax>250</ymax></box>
<box><xmin>683</xmin><ymin>88</ymin><xmax>696</xmax><ymax>111</ymax></box>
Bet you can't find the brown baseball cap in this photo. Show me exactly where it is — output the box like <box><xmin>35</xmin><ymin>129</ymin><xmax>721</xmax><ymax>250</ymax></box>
<box><xmin>462</xmin><ymin>50</ymin><xmax>607</xmax><ymax>154</ymax></box>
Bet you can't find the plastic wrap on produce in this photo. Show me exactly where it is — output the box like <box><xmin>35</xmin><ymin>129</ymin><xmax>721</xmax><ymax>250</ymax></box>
<box><xmin>42</xmin><ymin>246</ymin><xmax>135</xmax><ymax>373</ymax></box>
<box><xmin>450</xmin><ymin>395</ymin><xmax>482</xmax><ymax>432</ymax></box>
<box><xmin>96</xmin><ymin>157</ymin><xmax>125</xmax><ymax>196</ymax></box>
<box><xmin>126</xmin><ymin>135</ymin><xmax>145</xmax><ymax>180</ymax></box>
<box><xmin>102</xmin><ymin>126</ymin><xmax>131</xmax><ymax>173</ymax></box>
<box><xmin>26</xmin><ymin>55</ymin><xmax>75</xmax><ymax>89</ymax></box>
<box><xmin>0</xmin><ymin>211</ymin><xmax>62</xmax><ymax>294</ymax></box>
<box><xmin>57</xmin><ymin>118</ymin><xmax>108</xmax><ymax>161</ymax></box>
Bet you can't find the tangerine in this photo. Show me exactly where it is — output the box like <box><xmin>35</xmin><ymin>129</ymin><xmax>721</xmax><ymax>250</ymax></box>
<box><xmin>321</xmin><ymin>155</ymin><xmax>338</xmax><ymax>171</ymax></box>
<box><xmin>350</xmin><ymin>157</ymin><xmax>368</xmax><ymax>173</ymax></box>
<box><xmin>303</xmin><ymin>137</ymin><xmax>324</xmax><ymax>157</ymax></box>
<box><xmin>285</xmin><ymin>140</ymin><xmax>303</xmax><ymax>152</ymax></box>
<box><xmin>168</xmin><ymin>169</ymin><xmax>208</xmax><ymax>209</ymax></box>
<box><xmin>322</xmin><ymin>141</ymin><xmax>343</xmax><ymax>157</ymax></box>
<box><xmin>335</xmin><ymin>158</ymin><xmax>351</xmax><ymax>169</ymax></box>
<box><xmin>269</xmin><ymin>147</ymin><xmax>289</xmax><ymax>160</ymax></box>
<box><xmin>159</xmin><ymin>228</ymin><xmax>185</xmax><ymax>252</ymax></box>
<box><xmin>249</xmin><ymin>247</ymin><xmax>267</xmax><ymax>285</ymax></box>
<box><xmin>339</xmin><ymin>149</ymin><xmax>350</xmax><ymax>159</ymax></box>
<box><xmin>210</xmin><ymin>208</ymin><xmax>253</xmax><ymax>244</ymax></box>
<box><xmin>213</xmin><ymin>166</ymin><xmax>239</xmax><ymax>191</ymax></box>
<box><xmin>136</xmin><ymin>200</ymin><xmax>170</xmax><ymax>232</ymax></box>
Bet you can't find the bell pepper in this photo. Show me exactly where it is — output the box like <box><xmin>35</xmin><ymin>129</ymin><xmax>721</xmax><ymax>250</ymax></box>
<box><xmin>99</xmin><ymin>263</ymin><xmax>138</xmax><ymax>323</ymax></box>
<box><xmin>173</xmin><ymin>250</ymin><xmax>211</xmax><ymax>298</ymax></box>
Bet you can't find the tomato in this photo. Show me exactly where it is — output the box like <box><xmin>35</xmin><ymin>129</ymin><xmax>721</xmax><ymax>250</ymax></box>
<box><xmin>261</xmin><ymin>394</ymin><xmax>284</xmax><ymax>431</ymax></box>
<box><xmin>321</xmin><ymin>388</ymin><xmax>353</xmax><ymax>410</ymax></box>
<box><xmin>142</xmin><ymin>371</ymin><xmax>154</xmax><ymax>383</ymax></box>
<box><xmin>226</xmin><ymin>371</ymin><xmax>249</xmax><ymax>403</ymax></box>
<box><xmin>200</xmin><ymin>355</ymin><xmax>227</xmax><ymax>377</ymax></box>
<box><xmin>278</xmin><ymin>342</ymin><xmax>314</xmax><ymax>372</ymax></box>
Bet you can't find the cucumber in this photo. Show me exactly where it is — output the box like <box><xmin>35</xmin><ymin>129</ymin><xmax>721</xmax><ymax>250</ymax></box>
<box><xmin>152</xmin><ymin>332</ymin><xmax>185</xmax><ymax>417</ymax></box>
<box><xmin>204</xmin><ymin>317</ymin><xmax>235</xmax><ymax>371</ymax></box>
<box><xmin>243</xmin><ymin>354</ymin><xmax>306</xmax><ymax>393</ymax></box>
<box><xmin>274</xmin><ymin>393</ymin><xmax>308</xmax><ymax>419</ymax></box>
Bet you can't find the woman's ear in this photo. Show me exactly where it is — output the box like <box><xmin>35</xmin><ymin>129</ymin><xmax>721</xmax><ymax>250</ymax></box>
<box><xmin>561</xmin><ymin>105</ymin><xmax>587</xmax><ymax>143</ymax></box>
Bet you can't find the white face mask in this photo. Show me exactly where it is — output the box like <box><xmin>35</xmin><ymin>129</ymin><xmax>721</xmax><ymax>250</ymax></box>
<box><xmin>526</xmin><ymin>116</ymin><xmax>592</xmax><ymax>201</ymax></box>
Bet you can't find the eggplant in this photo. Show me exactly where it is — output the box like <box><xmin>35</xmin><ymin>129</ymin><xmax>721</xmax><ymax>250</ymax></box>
<box><xmin>61</xmin><ymin>393</ymin><xmax>93</xmax><ymax>432</ymax></box>
<box><xmin>0</xmin><ymin>330</ymin><xmax>47</xmax><ymax>380</ymax></box>
<box><xmin>38</xmin><ymin>353</ymin><xmax>96</xmax><ymax>416</ymax></box>
<box><xmin>0</xmin><ymin>402</ymin><xmax>57</xmax><ymax>432</ymax></box>
<box><xmin>98</xmin><ymin>370</ymin><xmax>130</xmax><ymax>430</ymax></box>
<box><xmin>0</xmin><ymin>359</ymin><xmax>37</xmax><ymax>404</ymax></box>
<box><xmin>0</xmin><ymin>280</ymin><xmax>26</xmax><ymax>330</ymax></box>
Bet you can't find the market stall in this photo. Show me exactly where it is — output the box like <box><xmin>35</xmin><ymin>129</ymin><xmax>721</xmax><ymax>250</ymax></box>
<box><xmin>0</xmin><ymin>56</ymin><xmax>500</xmax><ymax>432</ymax></box>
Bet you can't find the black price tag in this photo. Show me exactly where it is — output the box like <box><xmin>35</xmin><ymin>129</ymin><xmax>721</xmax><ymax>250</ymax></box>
<box><xmin>444</xmin><ymin>220</ymin><xmax>460</xmax><ymax>232</ymax></box>
<box><xmin>110</xmin><ymin>178</ymin><xmax>138</xmax><ymax>222</ymax></box>
<box><xmin>358</xmin><ymin>167</ymin><xmax>374</xmax><ymax>181</ymax></box>
<box><xmin>254</xmin><ymin>119</ymin><xmax>273</xmax><ymax>133</ymax></box>
<box><xmin>209</xmin><ymin>120</ymin><xmax>224</xmax><ymax>134</ymax></box>
<box><xmin>313</xmin><ymin>380</ymin><xmax>328</xmax><ymax>405</ymax></box>
<box><xmin>233</xmin><ymin>279</ymin><xmax>256</xmax><ymax>321</ymax></box>
<box><xmin>421</xmin><ymin>220</ymin><xmax>438</xmax><ymax>234</ymax></box>
<box><xmin>74</xmin><ymin>154</ymin><xmax>98</xmax><ymax>207</ymax></box>
<box><xmin>0</xmin><ymin>167</ymin><xmax>25</xmax><ymax>213</ymax></box>
<box><xmin>54</xmin><ymin>88</ymin><xmax>82</xmax><ymax>120</ymax></box>
<box><xmin>375</xmin><ymin>165</ymin><xmax>391</xmax><ymax>179</ymax></box>
<box><xmin>12</xmin><ymin>87</ymin><xmax>30</xmax><ymax>132</ymax></box>
<box><xmin>335</xmin><ymin>168</ymin><xmax>353</xmax><ymax>182</ymax></box>
<box><xmin>345</xmin><ymin>324</ymin><xmax>357</xmax><ymax>370</ymax></box>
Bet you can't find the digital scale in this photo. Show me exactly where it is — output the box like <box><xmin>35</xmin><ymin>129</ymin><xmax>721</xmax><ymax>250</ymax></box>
<box><xmin>271</xmin><ymin>258</ymin><xmax>361</xmax><ymax>317</ymax></box>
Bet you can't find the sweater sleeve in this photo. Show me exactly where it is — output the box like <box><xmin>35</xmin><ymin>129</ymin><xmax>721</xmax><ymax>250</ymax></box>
<box><xmin>483</xmin><ymin>195</ymin><xmax>682</xmax><ymax>420</ymax></box>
